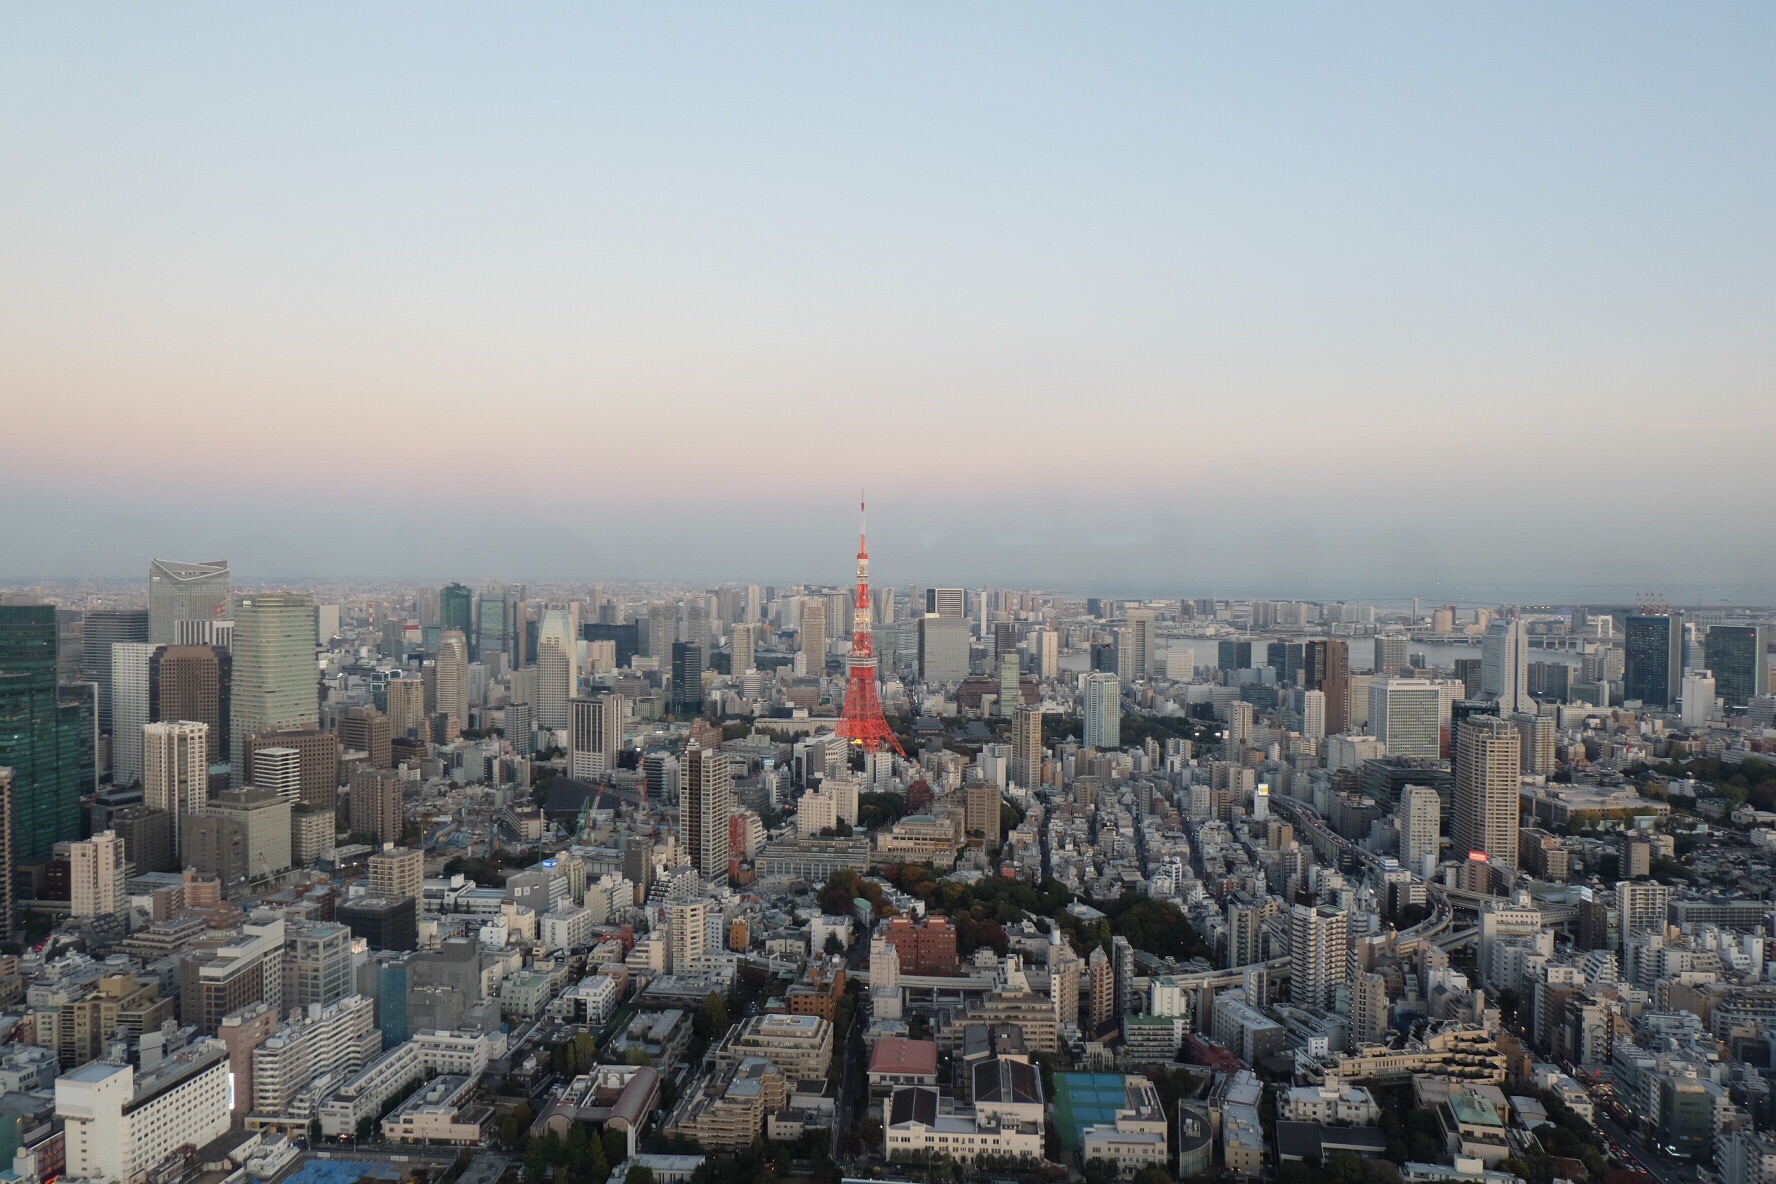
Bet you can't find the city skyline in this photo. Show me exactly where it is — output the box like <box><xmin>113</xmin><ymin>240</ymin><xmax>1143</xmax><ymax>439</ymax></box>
<box><xmin>4</xmin><ymin>5</ymin><xmax>1774</xmax><ymax>593</ymax></box>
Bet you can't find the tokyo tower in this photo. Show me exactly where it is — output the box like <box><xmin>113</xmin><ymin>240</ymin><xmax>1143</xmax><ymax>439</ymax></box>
<box><xmin>835</xmin><ymin>497</ymin><xmax>905</xmax><ymax>755</ymax></box>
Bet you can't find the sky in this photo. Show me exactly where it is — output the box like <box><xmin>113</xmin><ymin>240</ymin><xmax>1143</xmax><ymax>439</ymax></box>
<box><xmin>3</xmin><ymin>4</ymin><xmax>1774</xmax><ymax>599</ymax></box>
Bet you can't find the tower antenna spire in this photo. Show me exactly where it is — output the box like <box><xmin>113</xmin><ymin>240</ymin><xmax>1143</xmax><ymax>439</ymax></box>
<box><xmin>836</xmin><ymin>492</ymin><xmax>904</xmax><ymax>755</ymax></box>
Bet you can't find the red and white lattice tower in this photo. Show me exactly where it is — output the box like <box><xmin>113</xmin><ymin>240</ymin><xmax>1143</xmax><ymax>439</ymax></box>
<box><xmin>835</xmin><ymin>497</ymin><xmax>905</xmax><ymax>755</ymax></box>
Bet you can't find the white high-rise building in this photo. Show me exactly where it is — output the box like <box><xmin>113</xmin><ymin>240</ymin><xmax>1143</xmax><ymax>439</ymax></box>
<box><xmin>57</xmin><ymin>1041</ymin><xmax>231</xmax><ymax>1184</ymax></box>
<box><xmin>683</xmin><ymin>742</ymin><xmax>733</xmax><ymax>879</ymax></box>
<box><xmin>1481</xmin><ymin>617</ymin><xmax>1530</xmax><ymax>715</ymax></box>
<box><xmin>1369</xmin><ymin>678</ymin><xmax>1443</xmax><ymax>760</ymax></box>
<box><xmin>144</xmin><ymin>720</ymin><xmax>211</xmax><ymax>854</ymax></box>
<box><xmin>1083</xmin><ymin>672</ymin><xmax>1121</xmax><ymax>750</ymax></box>
<box><xmin>536</xmin><ymin>607</ymin><xmax>576</xmax><ymax>731</ymax></box>
<box><xmin>253</xmin><ymin>746</ymin><xmax>302</xmax><ymax>806</ymax></box>
<box><xmin>745</xmin><ymin>585</ymin><xmax>762</xmax><ymax>624</ymax></box>
<box><xmin>148</xmin><ymin>559</ymin><xmax>231</xmax><ymax>645</ymax></box>
<box><xmin>1118</xmin><ymin>610</ymin><xmax>1155</xmax><ymax>682</ymax></box>
<box><xmin>70</xmin><ymin>831</ymin><xmax>127</xmax><ymax>918</ymax></box>
<box><xmin>666</xmin><ymin>899</ymin><xmax>710</xmax><ymax>972</ymax></box>
<box><xmin>1682</xmin><ymin>670</ymin><xmax>1717</xmax><ymax>729</ymax></box>
<box><xmin>435</xmin><ymin>630</ymin><xmax>469</xmax><ymax>731</ymax></box>
<box><xmin>1036</xmin><ymin>629</ymin><xmax>1059</xmax><ymax>679</ymax></box>
<box><xmin>1288</xmin><ymin>901</ymin><xmax>1349</xmax><ymax>1009</ymax></box>
<box><xmin>1301</xmin><ymin>689</ymin><xmax>1326</xmax><ymax>742</ymax></box>
<box><xmin>230</xmin><ymin>593</ymin><xmax>319</xmax><ymax>781</ymax></box>
<box><xmin>1397</xmin><ymin>784</ymin><xmax>1441</xmax><ymax>877</ymax></box>
<box><xmin>569</xmin><ymin>694</ymin><xmax>623</xmax><ymax>778</ymax></box>
<box><xmin>110</xmin><ymin>641</ymin><xmax>159</xmax><ymax>787</ymax></box>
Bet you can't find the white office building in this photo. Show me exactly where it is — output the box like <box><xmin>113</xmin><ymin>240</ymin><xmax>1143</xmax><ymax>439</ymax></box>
<box><xmin>57</xmin><ymin>1041</ymin><xmax>232</xmax><ymax>1183</ymax></box>
<box><xmin>1370</xmin><ymin>678</ymin><xmax>1443</xmax><ymax>760</ymax></box>
<box><xmin>143</xmin><ymin>719</ymin><xmax>211</xmax><ymax>856</ymax></box>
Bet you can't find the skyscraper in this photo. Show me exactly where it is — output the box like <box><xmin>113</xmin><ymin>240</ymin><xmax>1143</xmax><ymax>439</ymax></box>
<box><xmin>1369</xmin><ymin>678</ymin><xmax>1443</xmax><ymax>760</ymax></box>
<box><xmin>253</xmin><ymin>746</ymin><xmax>303</xmax><ymax>806</ymax></box>
<box><xmin>144</xmin><ymin>720</ymin><xmax>210</xmax><ymax>857</ymax></box>
<box><xmin>1083</xmin><ymin>672</ymin><xmax>1121</xmax><ymax>750</ymax></box>
<box><xmin>1397</xmin><ymin>784</ymin><xmax>1441</xmax><ymax>875</ymax></box>
<box><xmin>925</xmin><ymin>588</ymin><xmax>965</xmax><ymax>618</ymax></box>
<box><xmin>569</xmin><ymin>693</ymin><xmax>623</xmax><ymax>777</ymax></box>
<box><xmin>1453</xmin><ymin>715</ymin><xmax>1520</xmax><ymax>868</ymax></box>
<box><xmin>1011</xmin><ymin>704</ymin><xmax>1043</xmax><ymax>788</ymax></box>
<box><xmin>1301</xmin><ymin>689</ymin><xmax>1326</xmax><ymax>742</ymax></box>
<box><xmin>110</xmin><ymin>641</ymin><xmax>159</xmax><ymax>787</ymax></box>
<box><xmin>1</xmin><ymin>607</ymin><xmax>84</xmax><ymax>866</ymax></box>
<box><xmin>1481</xmin><ymin>617</ymin><xmax>1530</xmax><ymax>714</ymax></box>
<box><xmin>435</xmin><ymin>630</ymin><xmax>469</xmax><ymax>732</ymax></box>
<box><xmin>230</xmin><ymin>594</ymin><xmax>319</xmax><ymax>781</ymax></box>
<box><xmin>917</xmin><ymin>614</ymin><xmax>969</xmax><ymax>682</ymax></box>
<box><xmin>799</xmin><ymin>598</ymin><xmax>827</xmax><ymax>675</ymax></box>
<box><xmin>150</xmin><ymin>645</ymin><xmax>229</xmax><ymax>767</ymax></box>
<box><xmin>671</xmin><ymin>642</ymin><xmax>705</xmax><ymax>714</ymax></box>
<box><xmin>1087</xmin><ymin>947</ymin><xmax>1115</xmax><ymax>1034</ymax></box>
<box><xmin>1288</xmin><ymin>900</ymin><xmax>1349</xmax><ymax>1009</ymax></box>
<box><xmin>997</xmin><ymin>652</ymin><xmax>1020</xmax><ymax>718</ymax></box>
<box><xmin>535</xmin><ymin>607</ymin><xmax>575</xmax><ymax>731</ymax></box>
<box><xmin>476</xmin><ymin>588</ymin><xmax>517</xmax><ymax>662</ymax></box>
<box><xmin>70</xmin><ymin>831</ymin><xmax>127</xmax><ymax>919</ymax></box>
<box><xmin>1036</xmin><ymin>629</ymin><xmax>1059</xmax><ymax>679</ymax></box>
<box><xmin>731</xmin><ymin>623</ymin><xmax>756</xmax><ymax>674</ymax></box>
<box><xmin>683</xmin><ymin>742</ymin><xmax>732</xmax><ymax>879</ymax></box>
<box><xmin>1119</xmin><ymin>610</ymin><xmax>1155</xmax><ymax>681</ymax></box>
<box><xmin>386</xmin><ymin>678</ymin><xmax>425</xmax><ymax>738</ymax></box>
<box><xmin>1703</xmin><ymin>625</ymin><xmax>1771</xmax><ymax>709</ymax></box>
<box><xmin>337</xmin><ymin>706</ymin><xmax>392</xmax><ymax>768</ymax></box>
<box><xmin>1305</xmin><ymin>640</ymin><xmax>1350</xmax><ymax>735</ymax></box>
<box><xmin>81</xmin><ymin>609</ymin><xmax>149</xmax><ymax>734</ymax></box>
<box><xmin>1373</xmin><ymin>632</ymin><xmax>1409</xmax><ymax>677</ymax></box>
<box><xmin>438</xmin><ymin>584</ymin><xmax>473</xmax><ymax>653</ymax></box>
<box><xmin>0</xmin><ymin>768</ymin><xmax>13</xmax><ymax>932</ymax></box>
<box><xmin>646</xmin><ymin>602</ymin><xmax>678</xmax><ymax>660</ymax></box>
<box><xmin>148</xmin><ymin>559</ymin><xmax>230</xmax><ymax>645</ymax></box>
<box><xmin>1681</xmin><ymin>671</ymin><xmax>1717</xmax><ymax>729</ymax></box>
<box><xmin>1624</xmin><ymin>613</ymin><xmax>1683</xmax><ymax>710</ymax></box>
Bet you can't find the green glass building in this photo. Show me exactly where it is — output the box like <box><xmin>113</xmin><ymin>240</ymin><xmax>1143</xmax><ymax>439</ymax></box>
<box><xmin>0</xmin><ymin>605</ymin><xmax>85</xmax><ymax>865</ymax></box>
<box><xmin>439</xmin><ymin>583</ymin><xmax>474</xmax><ymax>653</ymax></box>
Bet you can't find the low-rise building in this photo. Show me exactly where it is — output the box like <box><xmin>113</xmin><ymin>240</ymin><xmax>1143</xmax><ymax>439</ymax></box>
<box><xmin>1281</xmin><ymin>1081</ymin><xmax>1382</xmax><ymax>1125</ymax></box>
<box><xmin>713</xmin><ymin>1013</ymin><xmax>833</xmax><ymax>1080</ymax></box>
<box><xmin>883</xmin><ymin>1084</ymin><xmax>1043</xmax><ymax>1166</ymax></box>
<box><xmin>868</xmin><ymin>1037</ymin><xmax>940</xmax><ymax>1096</ymax></box>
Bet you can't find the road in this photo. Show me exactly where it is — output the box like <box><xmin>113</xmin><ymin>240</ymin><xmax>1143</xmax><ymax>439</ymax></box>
<box><xmin>831</xmin><ymin>988</ymin><xmax>868</xmax><ymax>1160</ymax></box>
<box><xmin>1597</xmin><ymin>1109</ymin><xmax>1690</xmax><ymax>1184</ymax></box>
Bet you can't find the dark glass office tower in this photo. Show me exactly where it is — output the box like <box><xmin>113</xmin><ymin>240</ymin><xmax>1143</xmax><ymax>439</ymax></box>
<box><xmin>0</xmin><ymin>605</ymin><xmax>85</xmax><ymax>864</ymax></box>
<box><xmin>1624</xmin><ymin>614</ymin><xmax>1682</xmax><ymax>709</ymax></box>
<box><xmin>1304</xmin><ymin>639</ymin><xmax>1350</xmax><ymax>734</ymax></box>
<box><xmin>81</xmin><ymin>608</ymin><xmax>149</xmax><ymax>733</ymax></box>
<box><xmin>671</xmin><ymin>641</ymin><xmax>705</xmax><ymax>713</ymax></box>
<box><xmin>1703</xmin><ymin>625</ymin><xmax>1770</xmax><ymax>709</ymax></box>
<box><xmin>439</xmin><ymin>583</ymin><xmax>474</xmax><ymax>655</ymax></box>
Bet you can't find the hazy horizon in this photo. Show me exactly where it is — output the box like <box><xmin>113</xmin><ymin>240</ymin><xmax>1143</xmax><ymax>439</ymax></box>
<box><xmin>5</xmin><ymin>4</ymin><xmax>1773</xmax><ymax>593</ymax></box>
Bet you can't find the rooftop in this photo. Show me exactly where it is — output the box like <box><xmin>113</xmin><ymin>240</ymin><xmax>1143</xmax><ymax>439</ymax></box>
<box><xmin>869</xmin><ymin>1037</ymin><xmax>939</xmax><ymax>1078</ymax></box>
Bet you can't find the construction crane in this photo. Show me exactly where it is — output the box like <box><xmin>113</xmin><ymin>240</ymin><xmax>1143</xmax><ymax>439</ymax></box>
<box><xmin>576</xmin><ymin>781</ymin><xmax>609</xmax><ymax>844</ymax></box>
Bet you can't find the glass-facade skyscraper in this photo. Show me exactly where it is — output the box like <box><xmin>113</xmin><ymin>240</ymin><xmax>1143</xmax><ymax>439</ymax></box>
<box><xmin>148</xmin><ymin>558</ymin><xmax>230</xmax><ymax>645</ymax></box>
<box><xmin>1625</xmin><ymin>613</ymin><xmax>1683</xmax><ymax>709</ymax></box>
<box><xmin>229</xmin><ymin>593</ymin><xmax>319</xmax><ymax>781</ymax></box>
<box><xmin>1703</xmin><ymin>625</ymin><xmax>1771</xmax><ymax>709</ymax></box>
<box><xmin>0</xmin><ymin>605</ymin><xmax>86</xmax><ymax>864</ymax></box>
<box><xmin>672</xmin><ymin>641</ymin><xmax>704</xmax><ymax>714</ymax></box>
<box><xmin>439</xmin><ymin>583</ymin><xmax>473</xmax><ymax>653</ymax></box>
